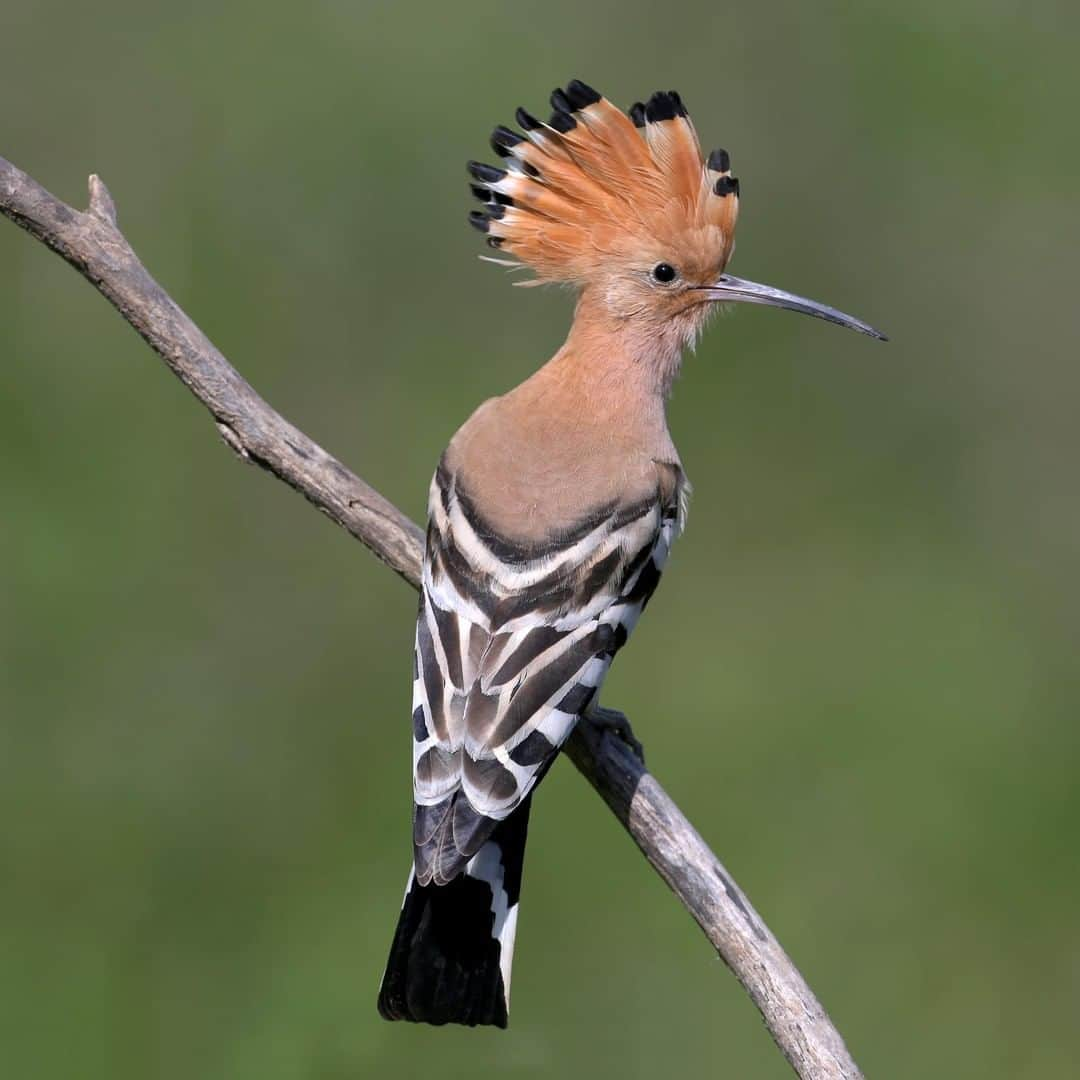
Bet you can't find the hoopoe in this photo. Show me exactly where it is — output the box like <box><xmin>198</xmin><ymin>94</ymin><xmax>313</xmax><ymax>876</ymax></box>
<box><xmin>378</xmin><ymin>79</ymin><xmax>885</xmax><ymax>1028</ymax></box>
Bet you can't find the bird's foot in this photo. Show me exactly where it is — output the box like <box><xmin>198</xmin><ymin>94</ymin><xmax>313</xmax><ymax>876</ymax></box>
<box><xmin>585</xmin><ymin>706</ymin><xmax>646</xmax><ymax>765</ymax></box>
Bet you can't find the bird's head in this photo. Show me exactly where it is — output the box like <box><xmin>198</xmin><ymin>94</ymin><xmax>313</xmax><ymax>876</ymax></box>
<box><xmin>468</xmin><ymin>81</ymin><xmax>885</xmax><ymax>346</ymax></box>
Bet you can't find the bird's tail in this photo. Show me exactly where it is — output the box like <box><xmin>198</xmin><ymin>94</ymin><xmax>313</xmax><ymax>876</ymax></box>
<box><xmin>377</xmin><ymin>798</ymin><xmax>533</xmax><ymax>1028</ymax></box>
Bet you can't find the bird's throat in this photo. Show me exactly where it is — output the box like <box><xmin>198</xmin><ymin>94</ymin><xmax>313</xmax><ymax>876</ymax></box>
<box><xmin>553</xmin><ymin>289</ymin><xmax>686</xmax><ymax>412</ymax></box>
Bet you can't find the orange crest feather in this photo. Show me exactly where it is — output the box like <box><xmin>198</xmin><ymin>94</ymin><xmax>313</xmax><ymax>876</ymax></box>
<box><xmin>468</xmin><ymin>81</ymin><xmax>739</xmax><ymax>284</ymax></box>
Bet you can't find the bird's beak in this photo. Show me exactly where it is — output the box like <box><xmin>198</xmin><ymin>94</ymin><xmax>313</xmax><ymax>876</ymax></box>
<box><xmin>700</xmin><ymin>274</ymin><xmax>888</xmax><ymax>341</ymax></box>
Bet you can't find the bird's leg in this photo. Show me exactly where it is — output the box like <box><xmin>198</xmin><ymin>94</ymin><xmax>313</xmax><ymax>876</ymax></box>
<box><xmin>583</xmin><ymin>704</ymin><xmax>646</xmax><ymax>764</ymax></box>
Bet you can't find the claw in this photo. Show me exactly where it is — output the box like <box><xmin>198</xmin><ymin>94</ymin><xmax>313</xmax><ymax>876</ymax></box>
<box><xmin>586</xmin><ymin>706</ymin><xmax>646</xmax><ymax>764</ymax></box>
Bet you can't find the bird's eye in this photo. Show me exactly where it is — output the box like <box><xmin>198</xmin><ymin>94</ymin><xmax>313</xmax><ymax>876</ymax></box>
<box><xmin>651</xmin><ymin>263</ymin><xmax>678</xmax><ymax>285</ymax></box>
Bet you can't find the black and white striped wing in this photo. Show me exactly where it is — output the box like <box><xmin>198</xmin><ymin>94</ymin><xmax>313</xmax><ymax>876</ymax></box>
<box><xmin>410</xmin><ymin>464</ymin><xmax>682</xmax><ymax>886</ymax></box>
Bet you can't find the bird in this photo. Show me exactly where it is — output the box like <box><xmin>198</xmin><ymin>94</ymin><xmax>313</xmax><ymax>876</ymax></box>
<box><xmin>377</xmin><ymin>78</ymin><xmax>885</xmax><ymax>1029</ymax></box>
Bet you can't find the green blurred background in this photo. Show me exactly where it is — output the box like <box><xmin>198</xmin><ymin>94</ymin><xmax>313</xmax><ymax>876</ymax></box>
<box><xmin>2</xmin><ymin>2</ymin><xmax>1078</xmax><ymax>1076</ymax></box>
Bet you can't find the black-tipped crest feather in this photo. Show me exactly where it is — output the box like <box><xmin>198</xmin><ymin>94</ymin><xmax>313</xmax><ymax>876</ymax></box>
<box><xmin>565</xmin><ymin>79</ymin><xmax>601</xmax><ymax>109</ymax></box>
<box><xmin>707</xmin><ymin>148</ymin><xmax>731</xmax><ymax>173</ymax></box>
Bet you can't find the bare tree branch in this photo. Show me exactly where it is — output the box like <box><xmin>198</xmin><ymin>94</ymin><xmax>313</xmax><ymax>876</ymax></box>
<box><xmin>0</xmin><ymin>155</ymin><xmax>863</xmax><ymax>1080</ymax></box>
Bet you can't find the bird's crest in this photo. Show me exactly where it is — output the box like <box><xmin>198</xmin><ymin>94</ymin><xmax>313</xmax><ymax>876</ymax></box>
<box><xmin>467</xmin><ymin>80</ymin><xmax>739</xmax><ymax>284</ymax></box>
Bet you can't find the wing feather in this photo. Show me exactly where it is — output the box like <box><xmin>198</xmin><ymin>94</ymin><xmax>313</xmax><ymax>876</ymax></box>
<box><xmin>410</xmin><ymin>459</ymin><xmax>685</xmax><ymax>885</ymax></box>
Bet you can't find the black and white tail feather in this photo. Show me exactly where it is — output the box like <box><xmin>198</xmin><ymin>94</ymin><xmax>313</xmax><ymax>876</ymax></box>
<box><xmin>377</xmin><ymin>457</ymin><xmax>684</xmax><ymax>1027</ymax></box>
<box><xmin>377</xmin><ymin>797</ymin><xmax>534</xmax><ymax>1027</ymax></box>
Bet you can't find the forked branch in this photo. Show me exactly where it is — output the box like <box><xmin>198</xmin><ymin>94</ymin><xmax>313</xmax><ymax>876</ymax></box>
<box><xmin>0</xmin><ymin>156</ymin><xmax>862</xmax><ymax>1080</ymax></box>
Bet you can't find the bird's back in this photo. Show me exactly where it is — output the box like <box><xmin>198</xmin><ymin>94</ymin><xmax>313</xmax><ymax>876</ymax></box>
<box><xmin>445</xmin><ymin>342</ymin><xmax>682</xmax><ymax>547</ymax></box>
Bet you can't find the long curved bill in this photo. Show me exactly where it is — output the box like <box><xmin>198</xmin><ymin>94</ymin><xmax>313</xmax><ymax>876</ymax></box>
<box><xmin>702</xmin><ymin>274</ymin><xmax>888</xmax><ymax>341</ymax></box>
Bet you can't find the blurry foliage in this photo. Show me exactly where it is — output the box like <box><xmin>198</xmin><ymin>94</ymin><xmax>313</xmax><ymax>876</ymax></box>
<box><xmin>1</xmin><ymin>1</ymin><xmax>1078</xmax><ymax>1076</ymax></box>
